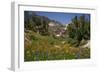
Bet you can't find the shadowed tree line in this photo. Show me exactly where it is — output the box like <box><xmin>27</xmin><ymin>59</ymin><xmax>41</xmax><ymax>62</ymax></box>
<box><xmin>67</xmin><ymin>15</ymin><xmax>90</xmax><ymax>47</ymax></box>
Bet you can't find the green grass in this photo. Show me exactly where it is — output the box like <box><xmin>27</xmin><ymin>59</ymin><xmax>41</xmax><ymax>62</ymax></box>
<box><xmin>24</xmin><ymin>31</ymin><xmax>90</xmax><ymax>61</ymax></box>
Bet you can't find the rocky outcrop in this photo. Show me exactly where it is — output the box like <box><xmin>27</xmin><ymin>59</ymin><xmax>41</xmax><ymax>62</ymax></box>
<box><xmin>81</xmin><ymin>40</ymin><xmax>90</xmax><ymax>48</ymax></box>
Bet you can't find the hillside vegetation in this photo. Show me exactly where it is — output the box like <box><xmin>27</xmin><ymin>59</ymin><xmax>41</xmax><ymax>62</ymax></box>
<box><xmin>24</xmin><ymin>11</ymin><xmax>90</xmax><ymax>61</ymax></box>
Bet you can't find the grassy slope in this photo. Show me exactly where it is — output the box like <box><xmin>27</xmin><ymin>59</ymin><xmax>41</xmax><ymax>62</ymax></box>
<box><xmin>24</xmin><ymin>30</ymin><xmax>90</xmax><ymax>61</ymax></box>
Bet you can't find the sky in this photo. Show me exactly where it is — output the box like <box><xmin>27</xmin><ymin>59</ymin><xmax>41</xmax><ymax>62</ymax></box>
<box><xmin>28</xmin><ymin>11</ymin><xmax>90</xmax><ymax>25</ymax></box>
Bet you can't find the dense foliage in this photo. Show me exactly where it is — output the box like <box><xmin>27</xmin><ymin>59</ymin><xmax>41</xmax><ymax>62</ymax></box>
<box><xmin>24</xmin><ymin>11</ymin><xmax>50</xmax><ymax>35</ymax></box>
<box><xmin>67</xmin><ymin>15</ymin><xmax>90</xmax><ymax>47</ymax></box>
